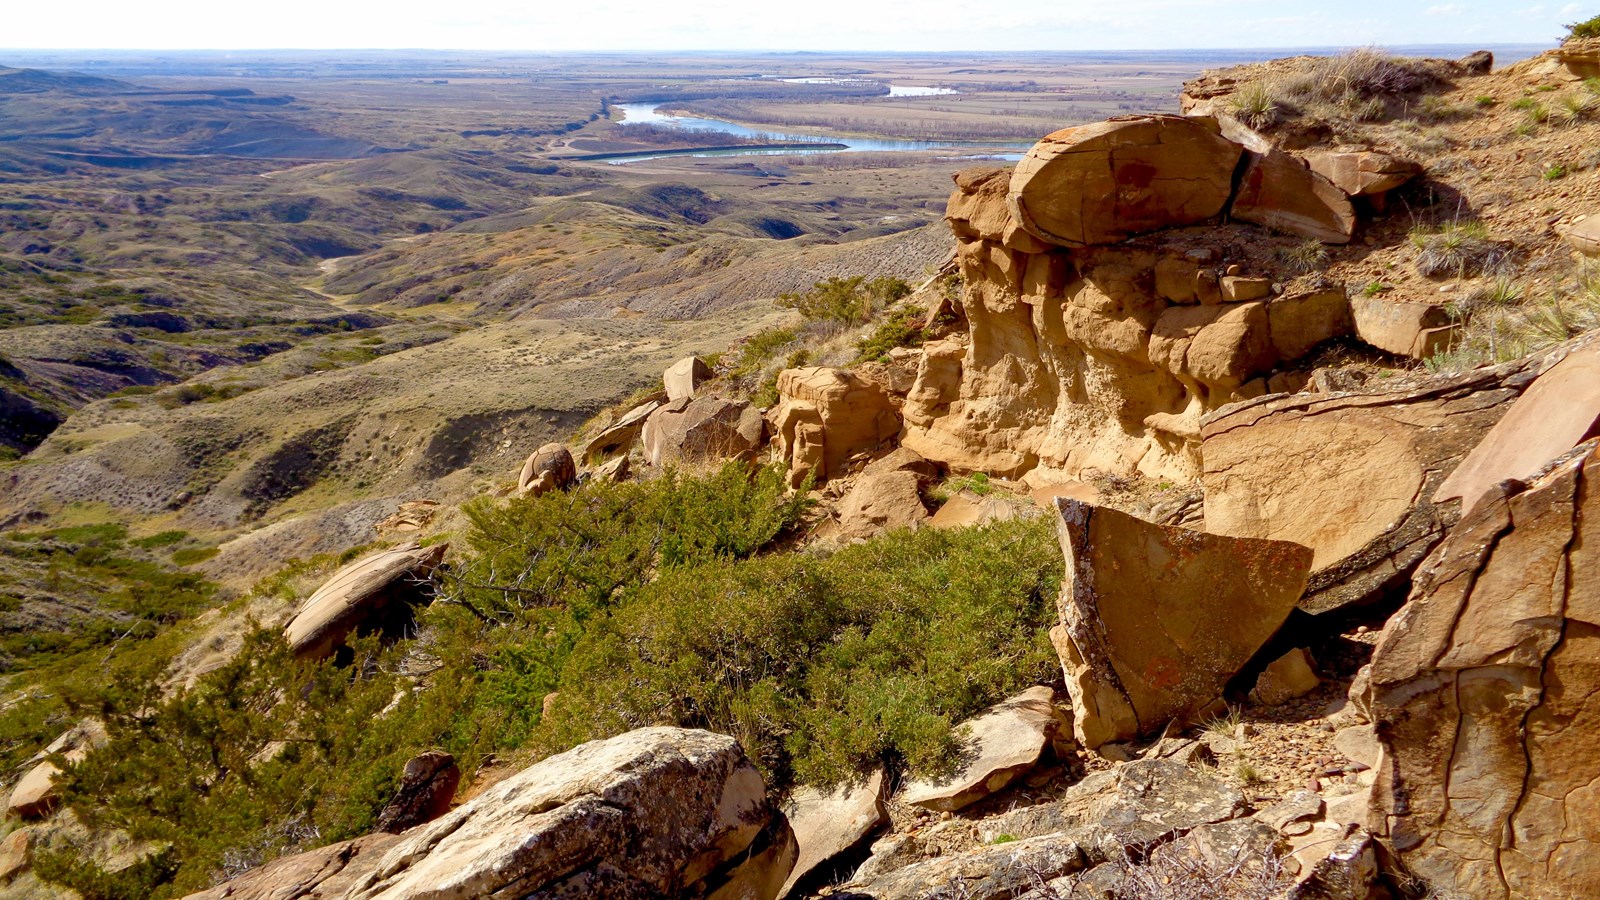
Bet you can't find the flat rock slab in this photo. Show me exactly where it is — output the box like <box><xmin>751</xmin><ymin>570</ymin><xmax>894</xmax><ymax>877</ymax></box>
<box><xmin>584</xmin><ymin>397</ymin><xmax>663</xmax><ymax>460</ymax></box>
<box><xmin>1231</xmin><ymin>149</ymin><xmax>1355</xmax><ymax>245</ymax></box>
<box><xmin>781</xmin><ymin>769</ymin><xmax>888</xmax><ymax>898</ymax></box>
<box><xmin>1008</xmin><ymin>115</ymin><xmax>1243</xmax><ymax>248</ymax></box>
<box><xmin>183</xmin><ymin>833</ymin><xmax>406</xmax><ymax>900</ymax></box>
<box><xmin>840</xmin><ymin>832</ymin><xmax>1086</xmax><ymax>900</ymax></box>
<box><xmin>1051</xmin><ymin>498</ymin><xmax>1311</xmax><ymax>749</ymax></box>
<box><xmin>927</xmin><ymin>491</ymin><xmax>1017</xmax><ymax>530</ymax></box>
<box><xmin>899</xmin><ymin>685</ymin><xmax>1070</xmax><ymax>812</ymax></box>
<box><xmin>1435</xmin><ymin>342</ymin><xmax>1600</xmax><ymax>515</ymax></box>
<box><xmin>283</xmin><ymin>542</ymin><xmax>447</xmax><ymax>660</ymax></box>
<box><xmin>665</xmin><ymin>356</ymin><xmax>713</xmax><ymax>402</ymax></box>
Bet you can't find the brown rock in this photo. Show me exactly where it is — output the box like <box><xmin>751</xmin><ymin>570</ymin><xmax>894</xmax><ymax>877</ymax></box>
<box><xmin>1248</xmin><ymin>648</ymin><xmax>1320</xmax><ymax>707</ymax></box>
<box><xmin>583</xmin><ymin>397</ymin><xmax>663</xmax><ymax>461</ymax></box>
<box><xmin>1556</xmin><ymin>37</ymin><xmax>1600</xmax><ymax>79</ymax></box>
<box><xmin>182</xmin><ymin>833</ymin><xmax>406</xmax><ymax>900</ymax></box>
<box><xmin>834</xmin><ymin>470</ymin><xmax>929</xmax><ymax>540</ymax></box>
<box><xmin>1435</xmin><ymin>342</ymin><xmax>1600</xmax><ymax>516</ymax></box>
<box><xmin>1008</xmin><ymin>115</ymin><xmax>1243</xmax><ymax>248</ymax></box>
<box><xmin>1221</xmin><ymin>275</ymin><xmax>1272</xmax><ymax>302</ymax></box>
<box><xmin>946</xmin><ymin>167</ymin><xmax>1050</xmax><ymax>253</ymax></box>
<box><xmin>899</xmin><ymin>686</ymin><xmax>1072</xmax><ymax>811</ymax></box>
<box><xmin>0</xmin><ymin>828</ymin><xmax>29</xmax><ymax>882</ymax></box>
<box><xmin>1231</xmin><ymin>149</ymin><xmax>1356</xmax><ymax>244</ymax></box>
<box><xmin>769</xmin><ymin>367</ymin><xmax>900</xmax><ymax>487</ymax></box>
<box><xmin>283</xmin><ymin>542</ymin><xmax>447</xmax><ymax>660</ymax></box>
<box><xmin>1268</xmin><ymin>289</ymin><xmax>1353</xmax><ymax>361</ymax></box>
<box><xmin>374</xmin><ymin>751</ymin><xmax>460</xmax><ymax>834</ymax></box>
<box><xmin>1155</xmin><ymin>255</ymin><xmax>1199</xmax><ymax>303</ymax></box>
<box><xmin>517</xmin><ymin>442</ymin><xmax>576</xmax><ymax>497</ymax></box>
<box><xmin>1305</xmin><ymin>150</ymin><xmax>1422</xmax><ymax>197</ymax></box>
<box><xmin>781</xmin><ymin>769</ymin><xmax>888</xmax><ymax>898</ymax></box>
<box><xmin>664</xmin><ymin>356</ymin><xmax>713</xmax><ymax>402</ymax></box>
<box><xmin>1051</xmin><ymin>498</ymin><xmax>1312</xmax><ymax>749</ymax></box>
<box><xmin>642</xmin><ymin>396</ymin><xmax>768</xmax><ymax>468</ymax></box>
<box><xmin>927</xmin><ymin>491</ymin><xmax>1017</xmax><ymax>530</ymax></box>
<box><xmin>1201</xmin><ymin>358</ymin><xmax>1540</xmax><ymax>615</ymax></box>
<box><xmin>6</xmin><ymin>762</ymin><xmax>62</xmax><ymax>820</ymax></box>
<box><xmin>1362</xmin><ymin>444</ymin><xmax>1600</xmax><ymax>898</ymax></box>
<box><xmin>1350</xmin><ymin>295</ymin><xmax>1454</xmax><ymax>359</ymax></box>
<box><xmin>1559</xmin><ymin>216</ymin><xmax>1600</xmax><ymax>257</ymax></box>
<box><xmin>1148</xmin><ymin>301</ymin><xmax>1277</xmax><ymax>391</ymax></box>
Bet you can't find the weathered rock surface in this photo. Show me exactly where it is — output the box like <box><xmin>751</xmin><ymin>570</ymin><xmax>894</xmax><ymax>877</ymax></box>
<box><xmin>1249</xmin><ymin>648</ymin><xmax>1320</xmax><ymax>707</ymax></box>
<box><xmin>665</xmin><ymin>356</ymin><xmax>714</xmax><ymax>402</ymax></box>
<box><xmin>1435</xmin><ymin>341</ymin><xmax>1600</xmax><ymax>515</ymax></box>
<box><xmin>0</xmin><ymin>828</ymin><xmax>30</xmax><ymax>882</ymax></box>
<box><xmin>283</xmin><ymin>542</ymin><xmax>447</xmax><ymax>660</ymax></box>
<box><xmin>781</xmin><ymin>769</ymin><xmax>888</xmax><ymax>898</ymax></box>
<box><xmin>1007</xmin><ymin>115</ymin><xmax>1243</xmax><ymax>248</ymax></box>
<box><xmin>643</xmin><ymin>396</ymin><xmax>768</xmax><ymax>468</ymax></box>
<box><xmin>8</xmin><ymin>723</ymin><xmax>109</xmax><ymax>820</ymax></box>
<box><xmin>833</xmin><ymin>470</ymin><xmax>928</xmax><ymax>540</ymax></box>
<box><xmin>196</xmin><ymin>728</ymin><xmax>796</xmax><ymax>900</ymax></box>
<box><xmin>373</xmin><ymin>751</ymin><xmax>459</xmax><ymax>834</ymax></box>
<box><xmin>1268</xmin><ymin>288</ymin><xmax>1353</xmax><ymax>361</ymax></box>
<box><xmin>1362</xmin><ymin>442</ymin><xmax>1600</xmax><ymax>899</ymax></box>
<box><xmin>1305</xmin><ymin>149</ymin><xmax>1422</xmax><ymax>197</ymax></box>
<box><xmin>374</xmin><ymin>499</ymin><xmax>440</xmax><ymax>536</ymax></box>
<box><xmin>1051</xmin><ymin>498</ymin><xmax>1312</xmax><ymax>748</ymax></box>
<box><xmin>927</xmin><ymin>491</ymin><xmax>1018</xmax><ymax>530</ymax></box>
<box><xmin>584</xmin><ymin>397</ymin><xmax>663</xmax><ymax>460</ymax></box>
<box><xmin>1350</xmin><ymin>295</ymin><xmax>1455</xmax><ymax>359</ymax></box>
<box><xmin>899</xmin><ymin>686</ymin><xmax>1072</xmax><ymax>811</ymax></box>
<box><xmin>946</xmin><ymin>166</ymin><xmax>1049</xmax><ymax>252</ymax></box>
<box><xmin>769</xmin><ymin>367</ymin><xmax>900</xmax><ymax>486</ymax></box>
<box><xmin>1200</xmin><ymin>357</ymin><xmax>1543</xmax><ymax>614</ymax></box>
<box><xmin>1231</xmin><ymin>149</ymin><xmax>1356</xmax><ymax>244</ymax></box>
<box><xmin>1561</xmin><ymin>216</ymin><xmax>1600</xmax><ymax>256</ymax></box>
<box><xmin>841</xmin><ymin>833</ymin><xmax>1086</xmax><ymax>900</ymax></box>
<box><xmin>517</xmin><ymin>442</ymin><xmax>577</xmax><ymax>497</ymax></box>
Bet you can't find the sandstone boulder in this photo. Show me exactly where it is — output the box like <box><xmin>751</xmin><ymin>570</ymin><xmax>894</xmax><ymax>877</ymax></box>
<box><xmin>928</xmin><ymin>491</ymin><xmax>1019</xmax><ymax>530</ymax></box>
<box><xmin>1435</xmin><ymin>341</ymin><xmax>1600</xmax><ymax>515</ymax></box>
<box><xmin>899</xmin><ymin>686</ymin><xmax>1072</xmax><ymax>811</ymax></box>
<box><xmin>7</xmin><ymin>722</ymin><xmax>106</xmax><ymax>820</ymax></box>
<box><xmin>642</xmin><ymin>396</ymin><xmax>768</xmax><ymax>468</ymax></box>
<box><xmin>0</xmin><ymin>828</ymin><xmax>29</xmax><ymax>882</ymax></box>
<box><xmin>1051</xmin><ymin>498</ymin><xmax>1312</xmax><ymax>749</ymax></box>
<box><xmin>1268</xmin><ymin>288</ymin><xmax>1353</xmax><ymax>361</ymax></box>
<box><xmin>781</xmin><ymin>769</ymin><xmax>888</xmax><ymax>898</ymax></box>
<box><xmin>1201</xmin><ymin>358</ymin><xmax>1540</xmax><ymax>615</ymax></box>
<box><xmin>1008</xmin><ymin>115</ymin><xmax>1243</xmax><ymax>248</ymax></box>
<box><xmin>584</xmin><ymin>397</ymin><xmax>664</xmax><ymax>460</ymax></box>
<box><xmin>1362</xmin><ymin>443</ymin><xmax>1600</xmax><ymax>898</ymax></box>
<box><xmin>1304</xmin><ymin>149</ymin><xmax>1422</xmax><ymax>197</ymax></box>
<box><xmin>1561</xmin><ymin>216</ymin><xmax>1600</xmax><ymax>257</ymax></box>
<box><xmin>1248</xmin><ymin>648</ymin><xmax>1320</xmax><ymax>707</ymax></box>
<box><xmin>517</xmin><ymin>442</ymin><xmax>576</xmax><ymax>497</ymax></box>
<box><xmin>946</xmin><ymin>167</ymin><xmax>1050</xmax><ymax>252</ymax></box>
<box><xmin>373</xmin><ymin>751</ymin><xmax>459</xmax><ymax>834</ymax></box>
<box><xmin>218</xmin><ymin>728</ymin><xmax>798</xmax><ymax>900</ymax></box>
<box><xmin>283</xmin><ymin>542</ymin><xmax>447</xmax><ymax>660</ymax></box>
<box><xmin>1148</xmin><ymin>301</ymin><xmax>1277</xmax><ymax>392</ymax></box>
<box><xmin>1231</xmin><ymin>149</ymin><xmax>1355</xmax><ymax>244</ymax></box>
<box><xmin>665</xmin><ymin>356</ymin><xmax>714</xmax><ymax>402</ymax></box>
<box><xmin>834</xmin><ymin>471</ymin><xmax>928</xmax><ymax>541</ymax></box>
<box><xmin>1350</xmin><ymin>295</ymin><xmax>1455</xmax><ymax>359</ymax></box>
<box><xmin>768</xmin><ymin>367</ymin><xmax>900</xmax><ymax>487</ymax></box>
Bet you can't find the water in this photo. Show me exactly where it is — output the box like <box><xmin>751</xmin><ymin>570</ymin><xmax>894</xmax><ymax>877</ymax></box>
<box><xmin>612</xmin><ymin>101</ymin><xmax>1028</xmax><ymax>163</ymax></box>
<box><xmin>773</xmin><ymin>77</ymin><xmax>958</xmax><ymax>97</ymax></box>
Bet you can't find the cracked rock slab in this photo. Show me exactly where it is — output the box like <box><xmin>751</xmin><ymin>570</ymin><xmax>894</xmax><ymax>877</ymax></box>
<box><xmin>1361</xmin><ymin>441</ymin><xmax>1600</xmax><ymax>899</ymax></box>
<box><xmin>1050</xmin><ymin>498</ymin><xmax>1311</xmax><ymax>748</ymax></box>
<box><xmin>899</xmin><ymin>686</ymin><xmax>1072</xmax><ymax>812</ymax></box>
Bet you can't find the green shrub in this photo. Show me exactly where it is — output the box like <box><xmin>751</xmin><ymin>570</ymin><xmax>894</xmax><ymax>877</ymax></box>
<box><xmin>777</xmin><ymin>276</ymin><xmax>911</xmax><ymax>328</ymax></box>
<box><xmin>855</xmin><ymin>305</ymin><xmax>929</xmax><ymax>362</ymax></box>
<box><xmin>131</xmin><ymin>530</ymin><xmax>188</xmax><ymax>549</ymax></box>
<box><xmin>534</xmin><ymin>517</ymin><xmax>1062</xmax><ymax>786</ymax></box>
<box><xmin>1568</xmin><ymin>13</ymin><xmax>1600</xmax><ymax>39</ymax></box>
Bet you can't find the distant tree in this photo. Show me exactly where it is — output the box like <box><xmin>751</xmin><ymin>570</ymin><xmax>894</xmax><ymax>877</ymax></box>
<box><xmin>1568</xmin><ymin>13</ymin><xmax>1600</xmax><ymax>39</ymax></box>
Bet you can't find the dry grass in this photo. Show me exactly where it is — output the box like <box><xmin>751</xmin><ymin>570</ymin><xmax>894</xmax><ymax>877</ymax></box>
<box><xmin>1427</xmin><ymin>266</ymin><xmax>1600</xmax><ymax>372</ymax></box>
<box><xmin>1409</xmin><ymin>221</ymin><xmax>1514</xmax><ymax>279</ymax></box>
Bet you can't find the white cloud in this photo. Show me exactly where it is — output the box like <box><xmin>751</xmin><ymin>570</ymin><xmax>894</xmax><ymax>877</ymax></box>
<box><xmin>1426</xmin><ymin>3</ymin><xmax>1464</xmax><ymax>14</ymax></box>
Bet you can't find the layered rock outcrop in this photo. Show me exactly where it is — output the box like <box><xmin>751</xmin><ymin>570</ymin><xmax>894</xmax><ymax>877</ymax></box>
<box><xmin>1361</xmin><ymin>442</ymin><xmax>1600</xmax><ymax>899</ymax></box>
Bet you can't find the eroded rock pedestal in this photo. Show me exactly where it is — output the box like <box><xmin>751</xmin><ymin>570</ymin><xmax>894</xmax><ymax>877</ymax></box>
<box><xmin>1360</xmin><ymin>442</ymin><xmax>1600</xmax><ymax>899</ymax></box>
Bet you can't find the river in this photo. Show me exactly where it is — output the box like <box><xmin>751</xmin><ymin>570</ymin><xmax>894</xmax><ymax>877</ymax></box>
<box><xmin>611</xmin><ymin>99</ymin><xmax>1030</xmax><ymax>164</ymax></box>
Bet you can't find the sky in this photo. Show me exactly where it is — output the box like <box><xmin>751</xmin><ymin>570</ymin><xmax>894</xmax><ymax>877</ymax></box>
<box><xmin>1</xmin><ymin>0</ymin><xmax>1584</xmax><ymax>51</ymax></box>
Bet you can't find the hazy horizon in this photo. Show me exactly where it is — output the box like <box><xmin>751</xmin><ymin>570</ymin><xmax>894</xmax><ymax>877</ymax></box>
<box><xmin>2</xmin><ymin>0</ymin><xmax>1586</xmax><ymax>53</ymax></box>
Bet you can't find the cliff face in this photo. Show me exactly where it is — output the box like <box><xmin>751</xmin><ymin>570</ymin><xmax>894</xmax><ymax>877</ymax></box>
<box><xmin>901</xmin><ymin>117</ymin><xmax>1371</xmax><ymax>486</ymax></box>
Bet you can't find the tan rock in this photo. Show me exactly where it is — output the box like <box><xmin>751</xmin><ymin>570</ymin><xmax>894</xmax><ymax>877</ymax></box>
<box><xmin>834</xmin><ymin>471</ymin><xmax>929</xmax><ymax>540</ymax></box>
<box><xmin>1051</xmin><ymin>498</ymin><xmax>1312</xmax><ymax>749</ymax></box>
<box><xmin>583</xmin><ymin>397</ymin><xmax>663</xmax><ymax>460</ymax></box>
<box><xmin>517</xmin><ymin>442</ymin><xmax>576</xmax><ymax>497</ymax></box>
<box><xmin>769</xmin><ymin>367</ymin><xmax>900</xmax><ymax>487</ymax></box>
<box><xmin>1231</xmin><ymin>149</ymin><xmax>1355</xmax><ymax>244</ymax></box>
<box><xmin>1220</xmin><ymin>275</ymin><xmax>1272</xmax><ymax>302</ymax></box>
<box><xmin>642</xmin><ymin>396</ymin><xmax>768</xmax><ymax>468</ymax></box>
<box><xmin>1200</xmin><ymin>358</ymin><xmax>1539</xmax><ymax>615</ymax></box>
<box><xmin>1350</xmin><ymin>295</ymin><xmax>1454</xmax><ymax>358</ymax></box>
<box><xmin>1556</xmin><ymin>37</ymin><xmax>1600</xmax><ymax>79</ymax></box>
<box><xmin>6</xmin><ymin>762</ymin><xmax>63</xmax><ymax>820</ymax></box>
<box><xmin>946</xmin><ymin>167</ymin><xmax>1050</xmax><ymax>253</ymax></box>
<box><xmin>1304</xmin><ymin>150</ymin><xmax>1421</xmax><ymax>197</ymax></box>
<box><xmin>1248</xmin><ymin>648</ymin><xmax>1320</xmax><ymax>707</ymax></box>
<box><xmin>899</xmin><ymin>686</ymin><xmax>1072</xmax><ymax>811</ymax></box>
<box><xmin>1362</xmin><ymin>445</ymin><xmax>1600</xmax><ymax>898</ymax></box>
<box><xmin>1008</xmin><ymin>115</ymin><xmax>1243</xmax><ymax>248</ymax></box>
<box><xmin>928</xmin><ymin>491</ymin><xmax>1016</xmax><ymax>530</ymax></box>
<box><xmin>861</xmin><ymin>446</ymin><xmax>939</xmax><ymax>482</ymax></box>
<box><xmin>1561</xmin><ymin>216</ymin><xmax>1600</xmax><ymax>257</ymax></box>
<box><xmin>283</xmin><ymin>542</ymin><xmax>447</xmax><ymax>660</ymax></box>
<box><xmin>183</xmin><ymin>833</ymin><xmax>406</xmax><ymax>900</ymax></box>
<box><xmin>664</xmin><ymin>356</ymin><xmax>713</xmax><ymax>401</ymax></box>
<box><xmin>1148</xmin><ymin>302</ymin><xmax>1277</xmax><ymax>391</ymax></box>
<box><xmin>374</xmin><ymin>499</ymin><xmax>440</xmax><ymax>535</ymax></box>
<box><xmin>0</xmin><ymin>828</ymin><xmax>29</xmax><ymax>882</ymax></box>
<box><xmin>590</xmin><ymin>452</ymin><xmax>630</xmax><ymax>483</ymax></box>
<box><xmin>1268</xmin><ymin>289</ymin><xmax>1352</xmax><ymax>361</ymax></box>
<box><xmin>1333</xmin><ymin>724</ymin><xmax>1381</xmax><ymax>771</ymax></box>
<box><xmin>781</xmin><ymin>769</ymin><xmax>888</xmax><ymax>898</ymax></box>
<box><xmin>1155</xmin><ymin>255</ymin><xmax>1199</xmax><ymax>303</ymax></box>
<box><xmin>1436</xmin><ymin>342</ymin><xmax>1600</xmax><ymax>515</ymax></box>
